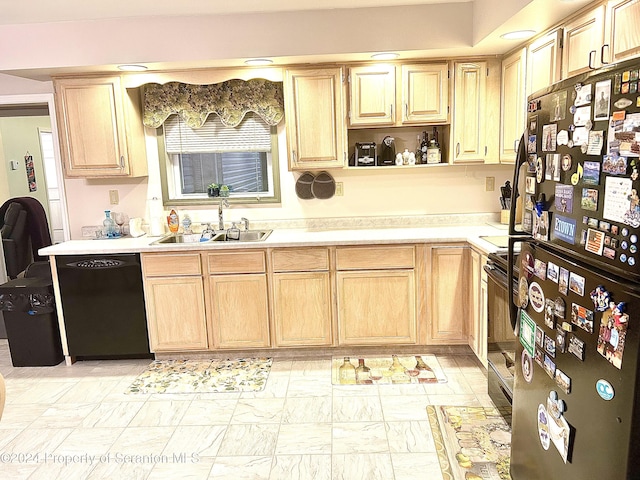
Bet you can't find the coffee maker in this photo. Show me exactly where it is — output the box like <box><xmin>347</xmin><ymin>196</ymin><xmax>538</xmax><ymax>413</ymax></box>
<box><xmin>377</xmin><ymin>136</ymin><xmax>395</xmax><ymax>166</ymax></box>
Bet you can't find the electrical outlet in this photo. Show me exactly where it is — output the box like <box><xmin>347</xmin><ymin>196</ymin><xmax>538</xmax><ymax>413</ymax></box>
<box><xmin>335</xmin><ymin>182</ymin><xmax>344</xmax><ymax>196</ymax></box>
<box><xmin>109</xmin><ymin>189</ymin><xmax>119</xmax><ymax>205</ymax></box>
<box><xmin>485</xmin><ymin>177</ymin><xmax>495</xmax><ymax>192</ymax></box>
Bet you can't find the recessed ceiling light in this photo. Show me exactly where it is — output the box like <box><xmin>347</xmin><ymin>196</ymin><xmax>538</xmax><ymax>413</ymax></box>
<box><xmin>500</xmin><ymin>30</ymin><xmax>536</xmax><ymax>40</ymax></box>
<box><xmin>371</xmin><ymin>52</ymin><xmax>400</xmax><ymax>61</ymax></box>
<box><xmin>244</xmin><ymin>59</ymin><xmax>273</xmax><ymax>66</ymax></box>
<box><xmin>117</xmin><ymin>64</ymin><xmax>148</xmax><ymax>72</ymax></box>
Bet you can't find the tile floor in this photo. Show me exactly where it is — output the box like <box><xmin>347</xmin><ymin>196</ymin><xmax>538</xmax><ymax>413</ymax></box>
<box><xmin>0</xmin><ymin>340</ymin><xmax>498</xmax><ymax>480</ymax></box>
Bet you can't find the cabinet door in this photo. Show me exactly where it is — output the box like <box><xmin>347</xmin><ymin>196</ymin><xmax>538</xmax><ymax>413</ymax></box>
<box><xmin>54</xmin><ymin>76</ymin><xmax>147</xmax><ymax>178</ymax></box>
<box><xmin>527</xmin><ymin>30</ymin><xmax>562</xmax><ymax>96</ymax></box>
<box><xmin>401</xmin><ymin>63</ymin><xmax>449</xmax><ymax>124</ymax></box>
<box><xmin>209</xmin><ymin>274</ymin><xmax>270</xmax><ymax>348</ymax></box>
<box><xmin>272</xmin><ymin>272</ymin><xmax>332</xmax><ymax>346</ymax></box>
<box><xmin>562</xmin><ymin>5</ymin><xmax>606</xmax><ymax>78</ymax></box>
<box><xmin>469</xmin><ymin>250</ymin><xmax>488</xmax><ymax>367</ymax></box>
<box><xmin>284</xmin><ymin>67</ymin><xmax>346</xmax><ymax>170</ymax></box>
<box><xmin>605</xmin><ymin>0</ymin><xmax>640</xmax><ymax>64</ymax></box>
<box><xmin>487</xmin><ymin>272</ymin><xmax>512</xmax><ymax>344</ymax></box>
<box><xmin>500</xmin><ymin>48</ymin><xmax>527</xmax><ymax>164</ymax></box>
<box><xmin>452</xmin><ymin>62</ymin><xmax>487</xmax><ymax>164</ymax></box>
<box><xmin>336</xmin><ymin>270</ymin><xmax>416</xmax><ymax>345</ymax></box>
<box><xmin>428</xmin><ymin>246</ymin><xmax>469</xmax><ymax>344</ymax></box>
<box><xmin>144</xmin><ymin>277</ymin><xmax>208</xmax><ymax>352</ymax></box>
<box><xmin>348</xmin><ymin>65</ymin><xmax>395</xmax><ymax>126</ymax></box>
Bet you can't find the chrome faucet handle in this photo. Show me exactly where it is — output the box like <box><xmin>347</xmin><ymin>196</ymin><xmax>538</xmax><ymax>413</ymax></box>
<box><xmin>240</xmin><ymin>217</ymin><xmax>250</xmax><ymax>230</ymax></box>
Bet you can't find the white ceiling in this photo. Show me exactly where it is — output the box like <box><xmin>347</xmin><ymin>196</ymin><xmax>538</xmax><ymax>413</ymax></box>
<box><xmin>0</xmin><ymin>0</ymin><xmax>596</xmax><ymax>80</ymax></box>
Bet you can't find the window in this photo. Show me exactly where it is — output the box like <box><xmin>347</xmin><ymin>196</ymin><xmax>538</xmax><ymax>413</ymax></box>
<box><xmin>158</xmin><ymin>112</ymin><xmax>280</xmax><ymax>205</ymax></box>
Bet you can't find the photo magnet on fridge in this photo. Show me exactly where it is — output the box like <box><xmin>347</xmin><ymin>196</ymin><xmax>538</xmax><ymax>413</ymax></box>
<box><xmin>544</xmin><ymin>334</ymin><xmax>556</xmax><ymax>358</ymax></box>
<box><xmin>597</xmin><ymin>301</ymin><xmax>629</xmax><ymax>369</ymax></box>
<box><xmin>559</xmin><ymin>267</ymin><xmax>570</xmax><ymax>295</ymax></box>
<box><xmin>589</xmin><ymin>285</ymin><xmax>611</xmax><ymax>312</ymax></box>
<box><xmin>535</xmin><ymin>348</ymin><xmax>545</xmax><ymax>367</ymax></box>
<box><xmin>568</xmin><ymin>272</ymin><xmax>586</xmax><ymax>296</ymax></box>
<box><xmin>536</xmin><ymin>325</ymin><xmax>545</xmax><ymax>347</ymax></box>
<box><xmin>534</xmin><ymin>259</ymin><xmax>547</xmax><ymax>280</ymax></box>
<box><xmin>571</xmin><ymin>303</ymin><xmax>594</xmax><ymax>334</ymax></box>
<box><xmin>547</xmin><ymin>262</ymin><xmax>560</xmax><ymax>283</ymax></box>
<box><xmin>555</xmin><ymin>369</ymin><xmax>571</xmax><ymax>394</ymax></box>
<box><xmin>545</xmin><ymin>299</ymin><xmax>556</xmax><ymax>329</ymax></box>
<box><xmin>556</xmin><ymin>327</ymin><xmax>567</xmax><ymax>353</ymax></box>
<box><xmin>568</xmin><ymin>334</ymin><xmax>586</xmax><ymax>361</ymax></box>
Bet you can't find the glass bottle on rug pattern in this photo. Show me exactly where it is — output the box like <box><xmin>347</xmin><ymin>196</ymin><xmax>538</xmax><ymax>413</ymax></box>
<box><xmin>389</xmin><ymin>355</ymin><xmax>406</xmax><ymax>374</ymax></box>
<box><xmin>339</xmin><ymin>357</ymin><xmax>357</xmax><ymax>384</ymax></box>
<box><xmin>355</xmin><ymin>358</ymin><xmax>371</xmax><ymax>384</ymax></box>
<box><xmin>415</xmin><ymin>355</ymin><xmax>436</xmax><ymax>381</ymax></box>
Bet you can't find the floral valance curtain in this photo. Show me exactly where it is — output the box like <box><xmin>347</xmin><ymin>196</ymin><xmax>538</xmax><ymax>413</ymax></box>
<box><xmin>142</xmin><ymin>79</ymin><xmax>284</xmax><ymax>129</ymax></box>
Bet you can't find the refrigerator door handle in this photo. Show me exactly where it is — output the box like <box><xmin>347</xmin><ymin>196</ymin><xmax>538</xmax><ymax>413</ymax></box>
<box><xmin>508</xmin><ymin>131</ymin><xmax>529</xmax><ymax>236</ymax></box>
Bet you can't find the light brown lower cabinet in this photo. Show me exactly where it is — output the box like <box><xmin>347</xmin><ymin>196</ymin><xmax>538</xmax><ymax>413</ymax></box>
<box><xmin>142</xmin><ymin>253</ymin><xmax>208</xmax><ymax>352</ymax></box>
<box><xmin>272</xmin><ymin>272</ymin><xmax>333</xmax><ymax>346</ymax></box>
<box><xmin>427</xmin><ymin>245</ymin><xmax>469</xmax><ymax>344</ymax></box>
<box><xmin>208</xmin><ymin>273</ymin><xmax>271</xmax><ymax>349</ymax></box>
<box><xmin>336</xmin><ymin>269</ymin><xmax>417</xmax><ymax>345</ymax></box>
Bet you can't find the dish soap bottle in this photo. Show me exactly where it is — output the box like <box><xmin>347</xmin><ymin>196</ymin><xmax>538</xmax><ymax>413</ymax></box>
<box><xmin>182</xmin><ymin>214</ymin><xmax>193</xmax><ymax>235</ymax></box>
<box><xmin>167</xmin><ymin>209</ymin><xmax>179</xmax><ymax>233</ymax></box>
<box><xmin>103</xmin><ymin>210</ymin><xmax>117</xmax><ymax>238</ymax></box>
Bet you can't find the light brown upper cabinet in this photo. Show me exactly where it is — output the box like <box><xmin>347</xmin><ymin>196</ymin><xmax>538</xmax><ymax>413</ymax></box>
<box><xmin>562</xmin><ymin>5</ymin><xmax>606</xmax><ymax>78</ymax></box>
<box><xmin>401</xmin><ymin>63</ymin><xmax>449</xmax><ymax>124</ymax></box>
<box><xmin>451</xmin><ymin>60</ymin><xmax>499</xmax><ymax>164</ymax></box>
<box><xmin>500</xmin><ymin>48</ymin><xmax>527</xmax><ymax>164</ymax></box>
<box><xmin>53</xmin><ymin>76</ymin><xmax>148</xmax><ymax>178</ymax></box>
<box><xmin>348</xmin><ymin>65</ymin><xmax>396</xmax><ymax>126</ymax></box>
<box><xmin>348</xmin><ymin>63</ymin><xmax>449</xmax><ymax>128</ymax></box>
<box><xmin>605</xmin><ymin>0</ymin><xmax>640</xmax><ymax>64</ymax></box>
<box><xmin>284</xmin><ymin>67</ymin><xmax>347</xmax><ymax>170</ymax></box>
<box><xmin>526</xmin><ymin>30</ymin><xmax>562</xmax><ymax>96</ymax></box>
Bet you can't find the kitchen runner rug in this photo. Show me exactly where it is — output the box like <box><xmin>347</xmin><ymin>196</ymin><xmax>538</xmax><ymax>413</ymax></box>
<box><xmin>126</xmin><ymin>358</ymin><xmax>272</xmax><ymax>394</ymax></box>
<box><xmin>427</xmin><ymin>405</ymin><xmax>512</xmax><ymax>480</ymax></box>
<box><xmin>331</xmin><ymin>354</ymin><xmax>447</xmax><ymax>385</ymax></box>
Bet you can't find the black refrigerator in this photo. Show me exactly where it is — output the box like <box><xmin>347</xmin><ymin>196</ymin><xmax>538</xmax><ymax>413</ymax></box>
<box><xmin>508</xmin><ymin>56</ymin><xmax>640</xmax><ymax>479</ymax></box>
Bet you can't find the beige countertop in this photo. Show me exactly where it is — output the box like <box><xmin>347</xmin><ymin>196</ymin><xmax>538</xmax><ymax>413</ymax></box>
<box><xmin>39</xmin><ymin>223</ymin><xmax>510</xmax><ymax>257</ymax></box>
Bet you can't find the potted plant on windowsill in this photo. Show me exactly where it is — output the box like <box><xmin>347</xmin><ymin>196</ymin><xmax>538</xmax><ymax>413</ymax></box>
<box><xmin>219</xmin><ymin>184</ymin><xmax>230</xmax><ymax>197</ymax></box>
<box><xmin>207</xmin><ymin>183</ymin><xmax>220</xmax><ymax>197</ymax></box>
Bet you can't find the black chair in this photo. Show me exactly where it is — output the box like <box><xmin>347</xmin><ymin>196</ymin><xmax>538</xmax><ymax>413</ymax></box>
<box><xmin>0</xmin><ymin>203</ymin><xmax>30</xmax><ymax>279</ymax></box>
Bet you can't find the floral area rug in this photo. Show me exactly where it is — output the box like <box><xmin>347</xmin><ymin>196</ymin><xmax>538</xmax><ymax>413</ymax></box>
<box><xmin>427</xmin><ymin>405</ymin><xmax>512</xmax><ymax>480</ymax></box>
<box><xmin>331</xmin><ymin>354</ymin><xmax>447</xmax><ymax>385</ymax></box>
<box><xmin>126</xmin><ymin>358</ymin><xmax>272</xmax><ymax>394</ymax></box>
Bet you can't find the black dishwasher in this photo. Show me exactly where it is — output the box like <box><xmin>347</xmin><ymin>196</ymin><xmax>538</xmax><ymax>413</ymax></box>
<box><xmin>56</xmin><ymin>254</ymin><xmax>151</xmax><ymax>358</ymax></box>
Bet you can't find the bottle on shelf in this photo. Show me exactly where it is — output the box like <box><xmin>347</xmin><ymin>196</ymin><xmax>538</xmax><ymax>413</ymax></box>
<box><xmin>415</xmin><ymin>134</ymin><xmax>422</xmax><ymax>165</ymax></box>
<box><xmin>427</xmin><ymin>127</ymin><xmax>442</xmax><ymax>164</ymax></box>
<box><xmin>339</xmin><ymin>357</ymin><xmax>357</xmax><ymax>384</ymax></box>
<box><xmin>420</xmin><ymin>131</ymin><xmax>429</xmax><ymax>164</ymax></box>
<box><xmin>355</xmin><ymin>358</ymin><xmax>371</xmax><ymax>384</ymax></box>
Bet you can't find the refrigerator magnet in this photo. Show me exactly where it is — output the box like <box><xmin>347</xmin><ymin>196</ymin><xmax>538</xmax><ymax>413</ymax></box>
<box><xmin>535</xmin><ymin>347</ymin><xmax>545</xmax><ymax>367</ymax></box>
<box><xmin>536</xmin><ymin>325</ymin><xmax>545</xmax><ymax>347</ymax></box>
<box><xmin>555</xmin><ymin>369</ymin><xmax>571</xmax><ymax>395</ymax></box>
<box><xmin>536</xmin><ymin>156</ymin><xmax>545</xmax><ymax>182</ymax></box>
<box><xmin>568</xmin><ymin>334</ymin><xmax>586</xmax><ymax>361</ymax></box>
<box><xmin>556</xmin><ymin>327</ymin><xmax>567</xmax><ymax>353</ymax></box>
<box><xmin>538</xmin><ymin>404</ymin><xmax>551</xmax><ymax>451</ymax></box>
<box><xmin>534</xmin><ymin>259</ymin><xmax>547</xmax><ymax>280</ymax></box>
<box><xmin>613</xmin><ymin>98</ymin><xmax>632</xmax><ymax>109</ymax></box>
<box><xmin>525</xmin><ymin>175</ymin><xmax>536</xmax><ymax>194</ymax></box>
<box><xmin>581</xmin><ymin>188</ymin><xmax>599</xmax><ymax>211</ymax></box>
<box><xmin>585</xmin><ymin>228</ymin><xmax>605</xmax><ymax>255</ymax></box>
<box><xmin>554</xmin><ymin>297</ymin><xmax>566</xmax><ymax>318</ymax></box>
<box><xmin>559</xmin><ymin>267</ymin><xmax>570</xmax><ymax>295</ymax></box>
<box><xmin>544</xmin><ymin>299</ymin><xmax>556</xmax><ymax>329</ymax></box>
<box><xmin>596</xmin><ymin>301</ymin><xmax>628</xmax><ymax>370</ymax></box>
<box><xmin>529</xmin><ymin>282</ymin><xmax>545</xmax><ymax>313</ymax></box>
<box><xmin>603</xmin><ymin>247</ymin><xmax>616</xmax><ymax>260</ymax></box>
<box><xmin>542</xmin><ymin>124</ymin><xmax>558</xmax><ymax>151</ymax></box>
<box><xmin>546</xmin><ymin>154</ymin><xmax>561</xmax><ymax>181</ymax></box>
<box><xmin>520</xmin><ymin>310</ymin><xmax>536</xmax><ymax>356</ymax></box>
<box><xmin>557</xmin><ymin>130</ymin><xmax>569</xmax><ymax>146</ymax></box>
<box><xmin>544</xmin><ymin>334</ymin><xmax>556</xmax><ymax>358</ymax></box>
<box><xmin>571</xmin><ymin>303</ymin><xmax>594</xmax><ymax>334</ymax></box>
<box><xmin>521</xmin><ymin>251</ymin><xmax>535</xmax><ymax>278</ymax></box>
<box><xmin>596</xmin><ymin>379</ymin><xmax>615</xmax><ymax>401</ymax></box>
<box><xmin>522</xmin><ymin>350</ymin><xmax>534</xmax><ymax>383</ymax></box>
<box><xmin>568</xmin><ymin>272</ymin><xmax>586</xmax><ymax>296</ymax></box>
<box><xmin>561</xmin><ymin>153</ymin><xmax>572</xmax><ymax>171</ymax></box>
<box><xmin>547</xmin><ymin>262</ymin><xmax>560</xmax><ymax>283</ymax></box>
<box><xmin>519</xmin><ymin>277</ymin><xmax>530</xmax><ymax>308</ymax></box>
<box><xmin>590</xmin><ymin>285</ymin><xmax>611</xmax><ymax>311</ymax></box>
<box><xmin>543</xmin><ymin>354</ymin><xmax>556</xmax><ymax>378</ymax></box>
<box><xmin>582</xmin><ymin>161</ymin><xmax>601</xmax><ymax>185</ymax></box>
<box><xmin>528</xmin><ymin>135</ymin><xmax>537</xmax><ymax>153</ymax></box>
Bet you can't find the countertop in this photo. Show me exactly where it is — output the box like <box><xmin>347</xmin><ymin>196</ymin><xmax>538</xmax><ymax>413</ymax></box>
<box><xmin>39</xmin><ymin>223</ymin><xmax>510</xmax><ymax>257</ymax></box>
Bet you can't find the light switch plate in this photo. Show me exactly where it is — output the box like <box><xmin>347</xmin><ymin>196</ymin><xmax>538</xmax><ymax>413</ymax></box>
<box><xmin>335</xmin><ymin>182</ymin><xmax>344</xmax><ymax>196</ymax></box>
<box><xmin>109</xmin><ymin>189</ymin><xmax>119</xmax><ymax>205</ymax></box>
<box><xmin>485</xmin><ymin>177</ymin><xmax>495</xmax><ymax>192</ymax></box>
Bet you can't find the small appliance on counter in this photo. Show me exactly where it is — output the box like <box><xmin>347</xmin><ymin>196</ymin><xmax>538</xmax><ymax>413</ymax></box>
<box><xmin>354</xmin><ymin>142</ymin><xmax>376</xmax><ymax>166</ymax></box>
<box><xmin>377</xmin><ymin>136</ymin><xmax>395</xmax><ymax>166</ymax></box>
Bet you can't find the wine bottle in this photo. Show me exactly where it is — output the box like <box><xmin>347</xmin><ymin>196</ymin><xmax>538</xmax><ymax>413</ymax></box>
<box><xmin>420</xmin><ymin>131</ymin><xmax>429</xmax><ymax>164</ymax></box>
<box><xmin>427</xmin><ymin>127</ymin><xmax>441</xmax><ymax>164</ymax></box>
<box><xmin>339</xmin><ymin>357</ymin><xmax>357</xmax><ymax>384</ymax></box>
<box><xmin>415</xmin><ymin>355</ymin><xmax>437</xmax><ymax>381</ymax></box>
<box><xmin>355</xmin><ymin>358</ymin><xmax>371</xmax><ymax>384</ymax></box>
<box><xmin>415</xmin><ymin>134</ymin><xmax>422</xmax><ymax>165</ymax></box>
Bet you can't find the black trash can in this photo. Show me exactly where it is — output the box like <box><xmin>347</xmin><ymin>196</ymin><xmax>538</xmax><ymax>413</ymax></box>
<box><xmin>0</xmin><ymin>276</ymin><xmax>63</xmax><ymax>367</ymax></box>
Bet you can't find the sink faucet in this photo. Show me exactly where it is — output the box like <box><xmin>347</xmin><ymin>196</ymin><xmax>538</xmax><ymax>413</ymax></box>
<box><xmin>218</xmin><ymin>198</ymin><xmax>229</xmax><ymax>230</ymax></box>
<box><xmin>240</xmin><ymin>217</ymin><xmax>250</xmax><ymax>231</ymax></box>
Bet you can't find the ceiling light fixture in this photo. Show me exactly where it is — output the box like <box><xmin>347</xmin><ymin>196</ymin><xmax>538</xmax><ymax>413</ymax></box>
<box><xmin>500</xmin><ymin>30</ymin><xmax>536</xmax><ymax>40</ymax></box>
<box><xmin>244</xmin><ymin>59</ymin><xmax>273</xmax><ymax>66</ymax></box>
<box><xmin>371</xmin><ymin>52</ymin><xmax>399</xmax><ymax>61</ymax></box>
<box><xmin>117</xmin><ymin>64</ymin><xmax>148</xmax><ymax>72</ymax></box>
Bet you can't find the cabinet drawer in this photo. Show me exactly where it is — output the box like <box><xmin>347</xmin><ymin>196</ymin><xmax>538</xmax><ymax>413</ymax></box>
<box><xmin>336</xmin><ymin>245</ymin><xmax>415</xmax><ymax>270</ymax></box>
<box><xmin>142</xmin><ymin>253</ymin><xmax>202</xmax><ymax>277</ymax></box>
<box><xmin>207</xmin><ymin>251</ymin><xmax>266</xmax><ymax>274</ymax></box>
<box><xmin>271</xmin><ymin>248</ymin><xmax>330</xmax><ymax>272</ymax></box>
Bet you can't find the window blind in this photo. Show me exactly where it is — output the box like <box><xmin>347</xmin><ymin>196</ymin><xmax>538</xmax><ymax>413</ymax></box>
<box><xmin>164</xmin><ymin>112</ymin><xmax>272</xmax><ymax>154</ymax></box>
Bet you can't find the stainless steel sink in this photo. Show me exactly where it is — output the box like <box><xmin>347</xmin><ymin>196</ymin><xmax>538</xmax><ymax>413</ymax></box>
<box><xmin>152</xmin><ymin>234</ymin><xmax>207</xmax><ymax>245</ymax></box>
<box><xmin>211</xmin><ymin>230</ymin><xmax>272</xmax><ymax>242</ymax></box>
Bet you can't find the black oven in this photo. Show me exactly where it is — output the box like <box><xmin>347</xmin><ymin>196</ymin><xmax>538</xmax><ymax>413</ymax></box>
<box><xmin>484</xmin><ymin>251</ymin><xmax>517</xmax><ymax>425</ymax></box>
